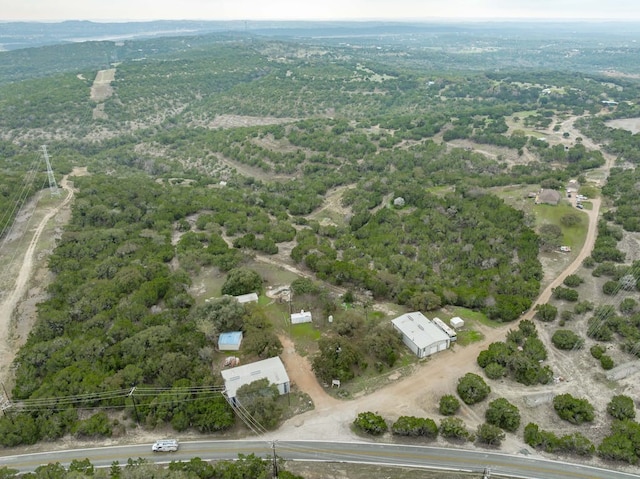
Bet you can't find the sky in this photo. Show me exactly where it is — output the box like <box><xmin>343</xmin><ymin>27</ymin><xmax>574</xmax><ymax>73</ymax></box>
<box><xmin>2</xmin><ymin>0</ymin><xmax>639</xmax><ymax>22</ymax></box>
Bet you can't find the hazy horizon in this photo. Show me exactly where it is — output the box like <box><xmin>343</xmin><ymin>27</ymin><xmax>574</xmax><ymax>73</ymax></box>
<box><xmin>3</xmin><ymin>0</ymin><xmax>640</xmax><ymax>22</ymax></box>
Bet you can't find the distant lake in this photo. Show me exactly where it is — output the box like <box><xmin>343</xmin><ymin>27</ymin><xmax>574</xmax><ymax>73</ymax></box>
<box><xmin>605</xmin><ymin>117</ymin><xmax>640</xmax><ymax>134</ymax></box>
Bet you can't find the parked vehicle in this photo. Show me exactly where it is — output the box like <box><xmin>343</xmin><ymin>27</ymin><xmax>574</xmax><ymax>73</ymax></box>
<box><xmin>152</xmin><ymin>439</ymin><xmax>179</xmax><ymax>452</ymax></box>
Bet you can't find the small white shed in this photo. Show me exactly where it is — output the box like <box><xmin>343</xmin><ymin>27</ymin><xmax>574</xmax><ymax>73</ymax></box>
<box><xmin>450</xmin><ymin>316</ymin><xmax>465</xmax><ymax>330</ymax></box>
<box><xmin>218</xmin><ymin>331</ymin><xmax>243</xmax><ymax>351</ymax></box>
<box><xmin>291</xmin><ymin>309</ymin><xmax>312</xmax><ymax>324</ymax></box>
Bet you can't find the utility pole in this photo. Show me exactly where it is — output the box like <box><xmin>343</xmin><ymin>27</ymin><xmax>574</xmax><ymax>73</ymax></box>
<box><xmin>128</xmin><ymin>386</ymin><xmax>139</xmax><ymax>424</ymax></box>
<box><xmin>41</xmin><ymin>145</ymin><xmax>60</xmax><ymax>197</ymax></box>
<box><xmin>271</xmin><ymin>441</ymin><xmax>279</xmax><ymax>479</ymax></box>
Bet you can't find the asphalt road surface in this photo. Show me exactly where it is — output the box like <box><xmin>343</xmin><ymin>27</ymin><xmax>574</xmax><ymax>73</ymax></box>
<box><xmin>1</xmin><ymin>440</ymin><xmax>638</xmax><ymax>479</ymax></box>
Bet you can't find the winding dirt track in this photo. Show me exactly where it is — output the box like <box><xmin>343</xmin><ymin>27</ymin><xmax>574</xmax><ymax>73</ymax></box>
<box><xmin>0</xmin><ymin>177</ymin><xmax>73</xmax><ymax>387</ymax></box>
<box><xmin>269</xmin><ymin>124</ymin><xmax>615</xmax><ymax>444</ymax></box>
<box><xmin>0</xmin><ymin>115</ymin><xmax>615</xmax><ymax>455</ymax></box>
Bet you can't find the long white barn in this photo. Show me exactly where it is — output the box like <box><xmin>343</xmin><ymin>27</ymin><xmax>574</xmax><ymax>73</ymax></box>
<box><xmin>391</xmin><ymin>312</ymin><xmax>450</xmax><ymax>358</ymax></box>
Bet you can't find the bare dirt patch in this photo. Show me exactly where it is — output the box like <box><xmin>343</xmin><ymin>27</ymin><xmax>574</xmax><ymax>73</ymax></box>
<box><xmin>200</xmin><ymin>114</ymin><xmax>297</xmax><ymax>129</ymax></box>
<box><xmin>605</xmin><ymin>117</ymin><xmax>640</xmax><ymax>134</ymax></box>
<box><xmin>90</xmin><ymin>68</ymin><xmax>116</xmax><ymax>102</ymax></box>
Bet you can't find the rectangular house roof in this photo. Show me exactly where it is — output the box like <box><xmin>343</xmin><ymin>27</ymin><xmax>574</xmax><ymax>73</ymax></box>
<box><xmin>392</xmin><ymin>312</ymin><xmax>450</xmax><ymax>348</ymax></box>
<box><xmin>218</xmin><ymin>331</ymin><xmax>243</xmax><ymax>347</ymax></box>
<box><xmin>221</xmin><ymin>356</ymin><xmax>289</xmax><ymax>399</ymax></box>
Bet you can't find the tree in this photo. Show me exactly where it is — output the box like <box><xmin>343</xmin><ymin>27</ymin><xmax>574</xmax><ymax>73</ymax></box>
<box><xmin>553</xmin><ymin>394</ymin><xmax>595</xmax><ymax>425</ymax></box>
<box><xmin>602</xmin><ymin>280</ymin><xmax>619</xmax><ymax>296</ymax></box>
<box><xmin>191</xmin><ymin>296</ymin><xmax>246</xmax><ymax>335</ymax></box>
<box><xmin>456</xmin><ymin>373</ymin><xmax>491</xmax><ymax>405</ymax></box>
<box><xmin>600</xmin><ymin>354</ymin><xmax>615</xmax><ymax>370</ymax></box>
<box><xmin>73</xmin><ymin>412</ymin><xmax>112</xmax><ymax>438</ymax></box>
<box><xmin>538</xmin><ymin>223</ymin><xmax>562</xmax><ymax>252</ymax></box>
<box><xmin>619</xmin><ymin>297</ymin><xmax>638</xmax><ymax>315</ymax></box>
<box><xmin>563</xmin><ymin>274</ymin><xmax>583</xmax><ymax>288</ymax></box>
<box><xmin>598</xmin><ymin>420</ymin><xmax>640</xmax><ymax>464</ymax></box>
<box><xmin>439</xmin><ymin>394</ymin><xmax>461</xmax><ymax>416</ymax></box>
<box><xmin>535</xmin><ymin>303</ymin><xmax>557</xmax><ymax>322</ymax></box>
<box><xmin>485</xmin><ymin>398</ymin><xmax>521</xmax><ymax>432</ymax></box>
<box><xmin>476</xmin><ymin>423</ymin><xmax>505</xmax><ymax>446</ymax></box>
<box><xmin>607</xmin><ymin>395</ymin><xmax>636</xmax><ymax>421</ymax></box>
<box><xmin>235</xmin><ymin>379</ymin><xmax>283</xmax><ymax>430</ymax></box>
<box><xmin>551</xmin><ymin>330</ymin><xmax>584</xmax><ymax>350</ymax></box>
<box><xmin>553</xmin><ymin>286</ymin><xmax>579</xmax><ymax>302</ymax></box>
<box><xmin>392</xmin><ymin>416</ymin><xmax>438</xmax><ymax>438</ymax></box>
<box><xmin>353</xmin><ymin>411</ymin><xmax>387</xmax><ymax>435</ymax></box>
<box><xmin>439</xmin><ymin>417</ymin><xmax>472</xmax><ymax>441</ymax></box>
<box><xmin>221</xmin><ymin>267</ymin><xmax>263</xmax><ymax>296</ymax></box>
<box><xmin>312</xmin><ymin>336</ymin><xmax>365</xmax><ymax>383</ymax></box>
<box><xmin>560</xmin><ymin>213</ymin><xmax>581</xmax><ymax>227</ymax></box>
<box><xmin>484</xmin><ymin>362</ymin><xmax>507</xmax><ymax>380</ymax></box>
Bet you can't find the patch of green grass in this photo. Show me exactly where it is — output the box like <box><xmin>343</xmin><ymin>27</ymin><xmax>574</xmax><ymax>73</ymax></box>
<box><xmin>290</xmin><ymin>322</ymin><xmax>322</xmax><ymax>342</ymax></box>
<box><xmin>247</xmin><ymin>260</ymin><xmax>300</xmax><ymax>285</ymax></box>
<box><xmin>456</xmin><ymin>329</ymin><xmax>484</xmax><ymax>346</ymax></box>
<box><xmin>534</xmin><ymin>202</ymin><xmax>588</xmax><ymax>252</ymax></box>
<box><xmin>449</xmin><ymin>307</ymin><xmax>498</xmax><ymax>328</ymax></box>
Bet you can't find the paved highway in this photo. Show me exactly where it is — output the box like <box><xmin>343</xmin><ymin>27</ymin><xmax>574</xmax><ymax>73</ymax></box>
<box><xmin>1</xmin><ymin>440</ymin><xmax>638</xmax><ymax>478</ymax></box>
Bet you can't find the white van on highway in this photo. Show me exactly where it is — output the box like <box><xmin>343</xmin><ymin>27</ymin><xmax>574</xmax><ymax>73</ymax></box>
<box><xmin>152</xmin><ymin>439</ymin><xmax>179</xmax><ymax>452</ymax></box>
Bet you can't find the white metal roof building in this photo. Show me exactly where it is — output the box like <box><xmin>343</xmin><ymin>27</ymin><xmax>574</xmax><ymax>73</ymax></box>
<box><xmin>391</xmin><ymin>312</ymin><xmax>450</xmax><ymax>358</ymax></box>
<box><xmin>291</xmin><ymin>309</ymin><xmax>312</xmax><ymax>324</ymax></box>
<box><xmin>234</xmin><ymin>292</ymin><xmax>259</xmax><ymax>304</ymax></box>
<box><xmin>221</xmin><ymin>356</ymin><xmax>290</xmax><ymax>400</ymax></box>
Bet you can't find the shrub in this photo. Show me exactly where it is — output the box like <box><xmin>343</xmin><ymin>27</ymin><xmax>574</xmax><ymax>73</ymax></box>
<box><xmin>590</xmin><ymin>344</ymin><xmax>606</xmax><ymax>359</ymax></box>
<box><xmin>73</xmin><ymin>412</ymin><xmax>112</xmax><ymax>438</ymax></box>
<box><xmin>353</xmin><ymin>412</ymin><xmax>387</xmax><ymax>436</ymax></box>
<box><xmin>456</xmin><ymin>373</ymin><xmax>491</xmax><ymax>405</ymax></box>
<box><xmin>602</xmin><ymin>281</ymin><xmax>619</xmax><ymax>296</ymax></box>
<box><xmin>484</xmin><ymin>362</ymin><xmax>507</xmax><ymax>380</ymax></box>
<box><xmin>574</xmin><ymin>301</ymin><xmax>594</xmax><ymax>315</ymax></box>
<box><xmin>552</xmin><ymin>287</ymin><xmax>579</xmax><ymax>302</ymax></box>
<box><xmin>600</xmin><ymin>354</ymin><xmax>614</xmax><ymax>370</ymax></box>
<box><xmin>439</xmin><ymin>417</ymin><xmax>472</xmax><ymax>441</ymax></box>
<box><xmin>607</xmin><ymin>395</ymin><xmax>636</xmax><ymax>420</ymax></box>
<box><xmin>485</xmin><ymin>398</ymin><xmax>521</xmax><ymax>432</ymax></box>
<box><xmin>553</xmin><ymin>394</ymin><xmax>595</xmax><ymax>425</ymax></box>
<box><xmin>392</xmin><ymin>416</ymin><xmax>438</xmax><ymax>438</ymax></box>
<box><xmin>551</xmin><ymin>330</ymin><xmax>584</xmax><ymax>350</ymax></box>
<box><xmin>439</xmin><ymin>394</ymin><xmax>461</xmax><ymax>416</ymax></box>
<box><xmin>476</xmin><ymin>423</ymin><xmax>505</xmax><ymax>446</ymax></box>
<box><xmin>563</xmin><ymin>274</ymin><xmax>583</xmax><ymax>287</ymax></box>
<box><xmin>535</xmin><ymin>303</ymin><xmax>557</xmax><ymax>322</ymax></box>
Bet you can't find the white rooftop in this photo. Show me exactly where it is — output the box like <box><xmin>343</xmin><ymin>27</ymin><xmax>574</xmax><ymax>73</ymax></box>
<box><xmin>234</xmin><ymin>292</ymin><xmax>259</xmax><ymax>304</ymax></box>
<box><xmin>392</xmin><ymin>312</ymin><xmax>450</xmax><ymax>348</ymax></box>
<box><xmin>221</xmin><ymin>356</ymin><xmax>289</xmax><ymax>399</ymax></box>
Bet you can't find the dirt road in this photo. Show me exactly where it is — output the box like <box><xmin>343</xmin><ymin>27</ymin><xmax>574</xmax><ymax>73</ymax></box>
<box><xmin>268</xmin><ymin>117</ymin><xmax>614</xmax><ymax>449</ymax></box>
<box><xmin>0</xmin><ymin>177</ymin><xmax>73</xmax><ymax>388</ymax></box>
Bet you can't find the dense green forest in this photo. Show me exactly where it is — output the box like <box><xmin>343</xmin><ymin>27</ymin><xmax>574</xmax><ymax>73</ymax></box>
<box><xmin>1</xmin><ymin>25</ymin><xmax>640</xmax><ymax>454</ymax></box>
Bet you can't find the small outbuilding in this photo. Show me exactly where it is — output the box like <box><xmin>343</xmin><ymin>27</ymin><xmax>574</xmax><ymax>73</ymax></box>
<box><xmin>218</xmin><ymin>331</ymin><xmax>243</xmax><ymax>351</ymax></box>
<box><xmin>291</xmin><ymin>309</ymin><xmax>312</xmax><ymax>324</ymax></box>
<box><xmin>391</xmin><ymin>312</ymin><xmax>450</xmax><ymax>358</ymax></box>
<box><xmin>450</xmin><ymin>316</ymin><xmax>465</xmax><ymax>330</ymax></box>
<box><xmin>221</xmin><ymin>356</ymin><xmax>290</xmax><ymax>401</ymax></box>
<box><xmin>234</xmin><ymin>292</ymin><xmax>259</xmax><ymax>304</ymax></box>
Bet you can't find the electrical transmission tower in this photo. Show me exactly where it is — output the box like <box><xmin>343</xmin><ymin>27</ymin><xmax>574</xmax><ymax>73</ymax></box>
<box><xmin>1</xmin><ymin>383</ymin><xmax>12</xmax><ymax>416</ymax></box>
<box><xmin>41</xmin><ymin>145</ymin><xmax>60</xmax><ymax>197</ymax></box>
